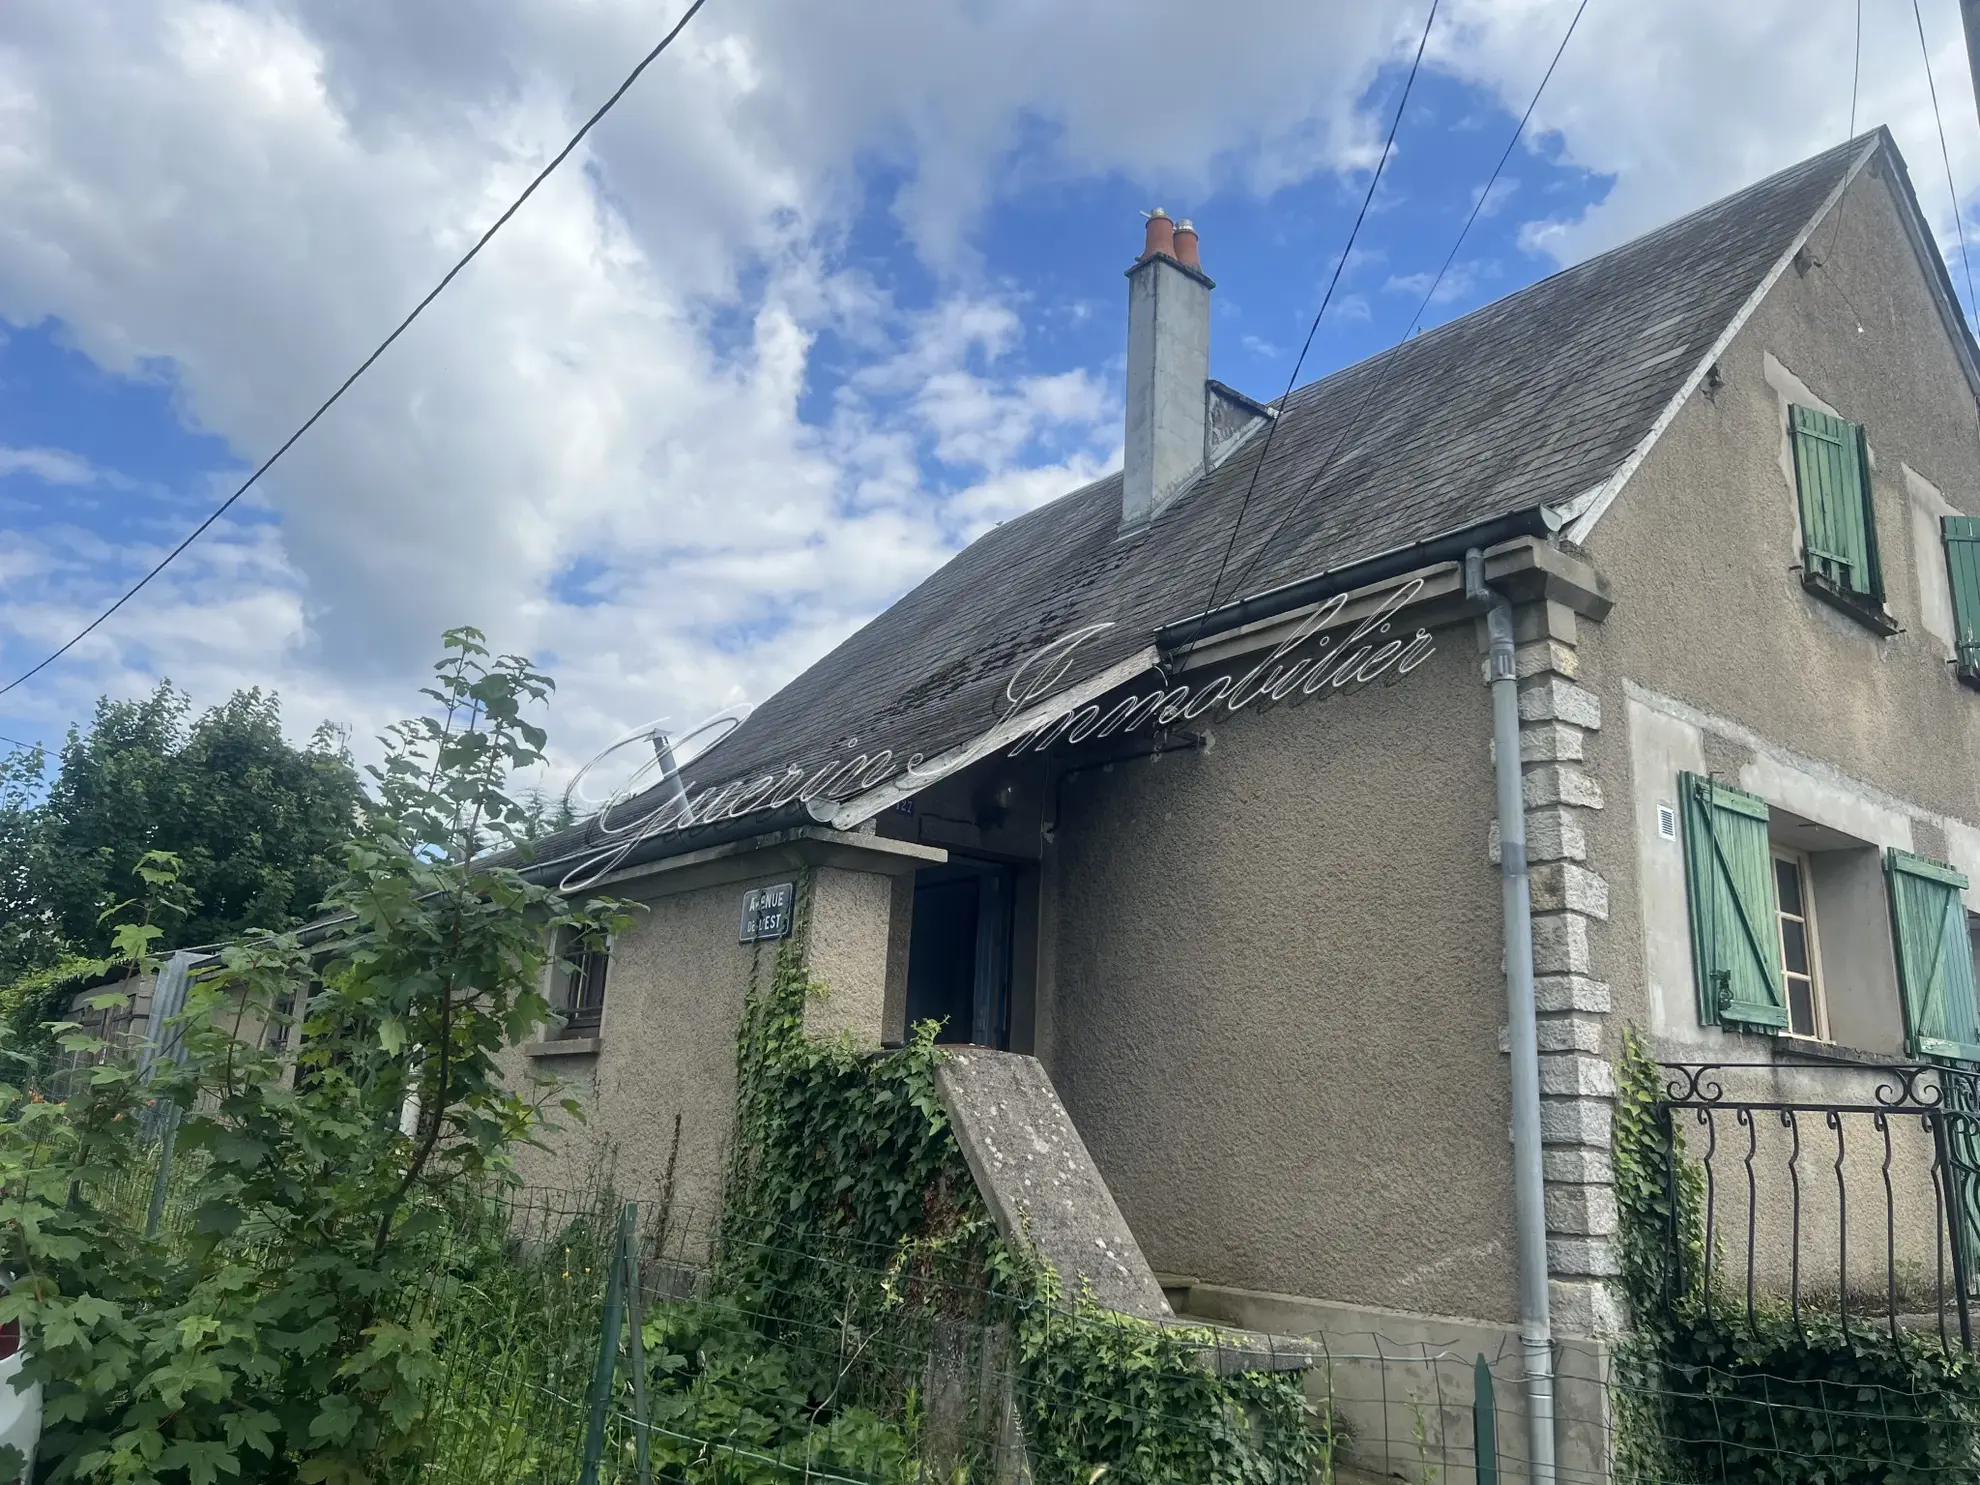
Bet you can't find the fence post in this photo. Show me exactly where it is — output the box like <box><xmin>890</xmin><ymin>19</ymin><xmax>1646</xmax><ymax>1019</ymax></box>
<box><xmin>580</xmin><ymin>1200</ymin><xmax>637</xmax><ymax>1485</ymax></box>
<box><xmin>1473</xmin><ymin>1354</ymin><xmax>1498</xmax><ymax>1485</ymax></box>
<box><xmin>624</xmin><ymin>1213</ymin><xmax>651</xmax><ymax>1485</ymax></box>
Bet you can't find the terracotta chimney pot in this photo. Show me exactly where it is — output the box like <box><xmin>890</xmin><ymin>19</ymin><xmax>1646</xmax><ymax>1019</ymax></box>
<box><xmin>1141</xmin><ymin>208</ymin><xmax>1175</xmax><ymax>262</ymax></box>
<box><xmin>1172</xmin><ymin>218</ymin><xmax>1200</xmax><ymax>271</ymax></box>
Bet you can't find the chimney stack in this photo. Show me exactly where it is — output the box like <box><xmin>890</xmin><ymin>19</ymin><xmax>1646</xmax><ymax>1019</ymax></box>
<box><xmin>1123</xmin><ymin>209</ymin><xmax>1213</xmax><ymax>528</ymax></box>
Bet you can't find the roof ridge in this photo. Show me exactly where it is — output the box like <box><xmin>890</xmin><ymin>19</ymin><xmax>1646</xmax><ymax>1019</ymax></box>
<box><xmin>1270</xmin><ymin>132</ymin><xmax>1878</xmax><ymax>416</ymax></box>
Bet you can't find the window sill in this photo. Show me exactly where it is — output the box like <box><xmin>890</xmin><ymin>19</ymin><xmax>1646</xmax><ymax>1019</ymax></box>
<box><xmin>1767</xmin><ymin>1035</ymin><xmax>1907</xmax><ymax>1069</ymax></box>
<box><xmin>1799</xmin><ymin>571</ymin><xmax>1900</xmax><ymax>636</ymax></box>
<box><xmin>524</xmin><ymin>1037</ymin><xmax>602</xmax><ymax>1058</ymax></box>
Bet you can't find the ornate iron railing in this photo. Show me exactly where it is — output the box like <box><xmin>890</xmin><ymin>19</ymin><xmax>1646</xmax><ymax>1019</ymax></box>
<box><xmin>1658</xmin><ymin>1060</ymin><xmax>1980</xmax><ymax>1352</ymax></box>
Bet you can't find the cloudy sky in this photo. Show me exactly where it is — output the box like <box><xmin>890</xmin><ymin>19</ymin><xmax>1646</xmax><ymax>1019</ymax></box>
<box><xmin>2</xmin><ymin>0</ymin><xmax>1976</xmax><ymax>791</ymax></box>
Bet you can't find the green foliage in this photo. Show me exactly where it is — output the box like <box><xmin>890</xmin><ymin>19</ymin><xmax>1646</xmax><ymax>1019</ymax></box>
<box><xmin>0</xmin><ymin>630</ymin><xmax>630</xmax><ymax>1485</ymax></box>
<box><xmin>0</xmin><ymin>683</ymin><xmax>367</xmax><ymax>988</ymax></box>
<box><xmin>709</xmin><ymin>898</ymin><xmax>1326</xmax><ymax>1484</ymax></box>
<box><xmin>0</xmin><ymin>952</ymin><xmax>115</xmax><ymax>1082</ymax></box>
<box><xmin>1013</xmin><ymin>1294</ymin><xmax>1325</xmax><ymax>1485</ymax></box>
<box><xmin>640</xmin><ymin>1305</ymin><xmax>918</xmax><ymax>1483</ymax></box>
<box><xmin>1612</xmin><ymin>1028</ymin><xmax>1980</xmax><ymax>1485</ymax></box>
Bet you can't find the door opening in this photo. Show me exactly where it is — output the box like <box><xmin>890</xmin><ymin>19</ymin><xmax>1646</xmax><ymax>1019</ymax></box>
<box><xmin>905</xmin><ymin>860</ymin><xmax>1014</xmax><ymax>1047</ymax></box>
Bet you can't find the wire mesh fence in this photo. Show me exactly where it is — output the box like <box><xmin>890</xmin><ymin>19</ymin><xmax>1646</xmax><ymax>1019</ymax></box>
<box><xmin>378</xmin><ymin>1182</ymin><xmax>1980</xmax><ymax>1485</ymax></box>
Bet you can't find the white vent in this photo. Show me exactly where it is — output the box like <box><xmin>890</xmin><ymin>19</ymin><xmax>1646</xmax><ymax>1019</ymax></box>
<box><xmin>1657</xmin><ymin>803</ymin><xmax>1679</xmax><ymax>841</ymax></box>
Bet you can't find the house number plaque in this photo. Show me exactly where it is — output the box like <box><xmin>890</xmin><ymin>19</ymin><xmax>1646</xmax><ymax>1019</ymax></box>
<box><xmin>739</xmin><ymin>882</ymin><xmax>796</xmax><ymax>943</ymax></box>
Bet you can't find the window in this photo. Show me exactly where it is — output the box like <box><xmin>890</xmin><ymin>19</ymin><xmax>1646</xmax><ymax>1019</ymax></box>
<box><xmin>1789</xmin><ymin>405</ymin><xmax>1894</xmax><ymax>630</ymax></box>
<box><xmin>560</xmin><ymin>935</ymin><xmax>610</xmax><ymax>1037</ymax></box>
<box><xmin>1679</xmin><ymin>772</ymin><xmax>1790</xmax><ymax>1032</ymax></box>
<box><xmin>1943</xmin><ymin>515</ymin><xmax>1980</xmax><ymax>685</ymax></box>
<box><xmin>1772</xmin><ymin>849</ymin><xmax>1826</xmax><ymax>1039</ymax></box>
<box><xmin>1884</xmin><ymin>850</ymin><xmax>1980</xmax><ymax>1062</ymax></box>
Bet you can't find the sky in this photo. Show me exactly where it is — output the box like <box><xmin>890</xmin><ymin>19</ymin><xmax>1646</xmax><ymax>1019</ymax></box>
<box><xmin>2</xmin><ymin>0</ymin><xmax>1978</xmax><ymax>797</ymax></box>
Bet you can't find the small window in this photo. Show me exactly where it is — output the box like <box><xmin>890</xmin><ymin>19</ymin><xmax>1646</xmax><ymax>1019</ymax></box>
<box><xmin>1789</xmin><ymin>405</ymin><xmax>1895</xmax><ymax>631</ymax></box>
<box><xmin>561</xmin><ymin>937</ymin><xmax>610</xmax><ymax>1037</ymax></box>
<box><xmin>1772</xmin><ymin>849</ymin><xmax>1826</xmax><ymax>1040</ymax></box>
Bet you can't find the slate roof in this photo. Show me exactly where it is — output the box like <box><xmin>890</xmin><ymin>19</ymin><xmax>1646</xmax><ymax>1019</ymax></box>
<box><xmin>524</xmin><ymin>132</ymin><xmax>1887</xmax><ymax>877</ymax></box>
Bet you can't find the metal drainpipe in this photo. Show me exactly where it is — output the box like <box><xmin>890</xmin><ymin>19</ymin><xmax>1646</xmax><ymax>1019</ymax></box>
<box><xmin>1465</xmin><ymin>548</ymin><xmax>1557</xmax><ymax>1485</ymax></box>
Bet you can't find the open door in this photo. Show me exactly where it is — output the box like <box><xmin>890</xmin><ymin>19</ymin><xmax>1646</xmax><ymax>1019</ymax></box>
<box><xmin>904</xmin><ymin>859</ymin><xmax>1014</xmax><ymax>1048</ymax></box>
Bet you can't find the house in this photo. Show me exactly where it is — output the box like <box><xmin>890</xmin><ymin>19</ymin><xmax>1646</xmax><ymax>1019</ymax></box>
<box><xmin>506</xmin><ymin>129</ymin><xmax>1980</xmax><ymax>1480</ymax></box>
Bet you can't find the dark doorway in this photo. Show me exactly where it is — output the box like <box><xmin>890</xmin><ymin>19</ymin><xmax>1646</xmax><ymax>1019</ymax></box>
<box><xmin>905</xmin><ymin>860</ymin><xmax>1014</xmax><ymax>1047</ymax></box>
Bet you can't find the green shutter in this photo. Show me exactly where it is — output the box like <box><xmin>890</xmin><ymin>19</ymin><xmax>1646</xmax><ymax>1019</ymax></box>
<box><xmin>1790</xmin><ymin>405</ymin><xmax>1881</xmax><ymax>600</ymax></box>
<box><xmin>1944</xmin><ymin>515</ymin><xmax>1980</xmax><ymax>678</ymax></box>
<box><xmin>1679</xmin><ymin>772</ymin><xmax>1788</xmax><ymax>1031</ymax></box>
<box><xmin>1885</xmin><ymin>849</ymin><xmax>1980</xmax><ymax>1063</ymax></box>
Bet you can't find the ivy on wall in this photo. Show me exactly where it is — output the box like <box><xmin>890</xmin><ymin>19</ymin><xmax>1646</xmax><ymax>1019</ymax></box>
<box><xmin>1612</xmin><ymin>1028</ymin><xmax>1980</xmax><ymax>1485</ymax></box>
<box><xmin>703</xmin><ymin>871</ymin><xmax>1329</xmax><ymax>1484</ymax></box>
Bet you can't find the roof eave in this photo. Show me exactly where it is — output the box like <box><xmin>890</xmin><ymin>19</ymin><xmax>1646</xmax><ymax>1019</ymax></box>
<box><xmin>1563</xmin><ymin>134</ymin><xmax>1890</xmax><ymax>548</ymax></box>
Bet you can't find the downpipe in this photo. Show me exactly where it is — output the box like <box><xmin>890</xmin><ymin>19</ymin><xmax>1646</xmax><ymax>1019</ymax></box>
<box><xmin>1465</xmin><ymin>549</ymin><xmax>1557</xmax><ymax>1485</ymax></box>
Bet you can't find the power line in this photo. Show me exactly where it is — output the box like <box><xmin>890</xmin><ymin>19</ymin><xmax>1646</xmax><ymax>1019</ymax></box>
<box><xmin>1218</xmin><ymin>0</ymin><xmax>1593</xmax><ymax>607</ymax></box>
<box><xmin>1915</xmin><ymin>0</ymin><xmax>1979</xmax><ymax>325</ymax></box>
<box><xmin>1818</xmin><ymin>0</ymin><xmax>1864</xmax><ymax>271</ymax></box>
<box><xmin>0</xmin><ymin>0</ymin><xmax>713</xmax><ymax>701</ymax></box>
<box><xmin>1180</xmin><ymin>0</ymin><xmax>1441</xmax><ymax>656</ymax></box>
<box><xmin>0</xmin><ymin>732</ymin><xmax>42</xmax><ymax>753</ymax></box>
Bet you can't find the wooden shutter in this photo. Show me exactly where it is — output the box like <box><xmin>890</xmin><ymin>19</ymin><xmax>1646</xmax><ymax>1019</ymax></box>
<box><xmin>1885</xmin><ymin>849</ymin><xmax>1980</xmax><ymax>1063</ymax></box>
<box><xmin>1790</xmin><ymin>405</ymin><xmax>1881</xmax><ymax>599</ymax></box>
<box><xmin>1679</xmin><ymin>772</ymin><xmax>1788</xmax><ymax>1031</ymax></box>
<box><xmin>1945</xmin><ymin>515</ymin><xmax>1980</xmax><ymax>679</ymax></box>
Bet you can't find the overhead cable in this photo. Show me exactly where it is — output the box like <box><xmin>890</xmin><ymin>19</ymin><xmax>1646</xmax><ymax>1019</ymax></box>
<box><xmin>1180</xmin><ymin>0</ymin><xmax>1442</xmax><ymax>657</ymax></box>
<box><xmin>0</xmin><ymin>0</ymin><xmax>713</xmax><ymax>700</ymax></box>
<box><xmin>1218</xmin><ymin>0</ymin><xmax>1594</xmax><ymax>610</ymax></box>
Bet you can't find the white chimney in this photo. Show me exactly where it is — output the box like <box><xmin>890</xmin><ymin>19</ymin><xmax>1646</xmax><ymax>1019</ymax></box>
<box><xmin>1122</xmin><ymin>210</ymin><xmax>1212</xmax><ymax>528</ymax></box>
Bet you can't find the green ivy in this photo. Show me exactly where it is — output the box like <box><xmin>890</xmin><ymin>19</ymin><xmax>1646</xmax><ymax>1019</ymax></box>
<box><xmin>1612</xmin><ymin>1028</ymin><xmax>1980</xmax><ymax>1485</ymax></box>
<box><xmin>701</xmin><ymin>881</ymin><xmax>1328</xmax><ymax>1483</ymax></box>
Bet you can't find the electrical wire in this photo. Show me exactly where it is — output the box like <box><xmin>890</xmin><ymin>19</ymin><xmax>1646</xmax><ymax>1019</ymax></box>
<box><xmin>0</xmin><ymin>732</ymin><xmax>42</xmax><ymax>753</ymax></box>
<box><xmin>1914</xmin><ymin>0</ymin><xmax>1979</xmax><ymax>327</ymax></box>
<box><xmin>1215</xmin><ymin>0</ymin><xmax>1593</xmax><ymax>609</ymax></box>
<box><xmin>1179</xmin><ymin>0</ymin><xmax>1441</xmax><ymax>656</ymax></box>
<box><xmin>0</xmin><ymin>0</ymin><xmax>712</xmax><ymax>701</ymax></box>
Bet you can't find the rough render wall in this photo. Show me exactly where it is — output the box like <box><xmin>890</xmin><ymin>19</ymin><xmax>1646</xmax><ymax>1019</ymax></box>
<box><xmin>801</xmin><ymin>866</ymin><xmax>894</xmax><ymax>1045</ymax></box>
<box><xmin>507</xmin><ymin>865</ymin><xmax>897</xmax><ymax>1229</ymax></box>
<box><xmin>1574</xmin><ymin>159</ymin><xmax>1980</xmax><ymax>1313</ymax></box>
<box><xmin>1038</xmin><ymin>635</ymin><xmax>1524</xmax><ymax>1325</ymax></box>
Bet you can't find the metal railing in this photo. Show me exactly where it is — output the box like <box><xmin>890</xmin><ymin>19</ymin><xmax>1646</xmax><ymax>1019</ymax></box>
<box><xmin>1658</xmin><ymin>1060</ymin><xmax>1980</xmax><ymax>1351</ymax></box>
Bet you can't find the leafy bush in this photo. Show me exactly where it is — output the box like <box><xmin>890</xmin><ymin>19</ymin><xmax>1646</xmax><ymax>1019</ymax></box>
<box><xmin>711</xmin><ymin>915</ymin><xmax>1328</xmax><ymax>1484</ymax></box>
<box><xmin>0</xmin><ymin>631</ymin><xmax>629</xmax><ymax>1485</ymax></box>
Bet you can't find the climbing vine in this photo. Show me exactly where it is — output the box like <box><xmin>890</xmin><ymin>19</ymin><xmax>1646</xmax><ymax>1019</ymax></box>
<box><xmin>699</xmin><ymin>870</ymin><xmax>1328</xmax><ymax>1483</ymax></box>
<box><xmin>1612</xmin><ymin>1028</ymin><xmax>1980</xmax><ymax>1485</ymax></box>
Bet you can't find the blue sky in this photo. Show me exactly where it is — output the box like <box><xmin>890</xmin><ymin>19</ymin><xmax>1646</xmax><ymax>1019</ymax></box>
<box><xmin>1</xmin><ymin>0</ymin><xmax>1975</xmax><ymax>781</ymax></box>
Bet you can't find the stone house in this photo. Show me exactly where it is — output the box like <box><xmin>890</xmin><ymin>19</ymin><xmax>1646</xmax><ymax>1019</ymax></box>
<box><xmin>508</xmin><ymin>129</ymin><xmax>1980</xmax><ymax>1480</ymax></box>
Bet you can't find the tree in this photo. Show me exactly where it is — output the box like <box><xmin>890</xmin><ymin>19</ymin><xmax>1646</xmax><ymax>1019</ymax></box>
<box><xmin>0</xmin><ymin>630</ymin><xmax>629</xmax><ymax>1484</ymax></box>
<box><xmin>0</xmin><ymin>684</ymin><xmax>366</xmax><ymax>986</ymax></box>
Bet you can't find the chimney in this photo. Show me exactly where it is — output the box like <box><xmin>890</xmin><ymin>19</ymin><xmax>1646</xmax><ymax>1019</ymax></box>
<box><xmin>1123</xmin><ymin>208</ymin><xmax>1213</xmax><ymax>528</ymax></box>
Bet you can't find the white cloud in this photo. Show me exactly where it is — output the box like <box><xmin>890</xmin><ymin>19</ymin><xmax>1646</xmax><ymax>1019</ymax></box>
<box><xmin>1436</xmin><ymin>0</ymin><xmax>1980</xmax><ymax>265</ymax></box>
<box><xmin>2</xmin><ymin>0</ymin><xmax>1977</xmax><ymax>785</ymax></box>
<box><xmin>0</xmin><ymin>446</ymin><xmax>101</xmax><ymax>485</ymax></box>
<box><xmin>1383</xmin><ymin>259</ymin><xmax>1488</xmax><ymax>306</ymax></box>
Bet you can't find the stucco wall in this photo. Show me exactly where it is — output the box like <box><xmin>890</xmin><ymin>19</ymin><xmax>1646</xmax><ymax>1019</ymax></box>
<box><xmin>1036</xmin><ymin>631</ymin><xmax>1521</xmax><ymax>1323</ymax></box>
<box><xmin>1581</xmin><ymin>154</ymin><xmax>1980</xmax><ymax>1059</ymax></box>
<box><xmin>505</xmin><ymin>840</ymin><xmax>921</xmax><ymax>1226</ymax></box>
<box><xmin>506</xmin><ymin>874</ymin><xmax>787</xmax><ymax>1226</ymax></box>
<box><xmin>1577</xmin><ymin>157</ymin><xmax>1980</xmax><ymax>1305</ymax></box>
